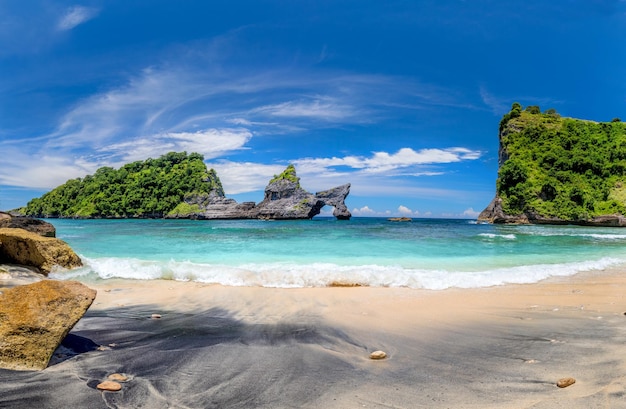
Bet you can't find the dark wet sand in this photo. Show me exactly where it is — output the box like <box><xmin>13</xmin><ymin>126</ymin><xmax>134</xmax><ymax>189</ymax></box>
<box><xmin>1</xmin><ymin>271</ymin><xmax>625</xmax><ymax>408</ymax></box>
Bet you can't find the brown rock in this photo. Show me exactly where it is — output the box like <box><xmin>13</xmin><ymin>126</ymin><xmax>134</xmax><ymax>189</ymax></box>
<box><xmin>369</xmin><ymin>350</ymin><xmax>387</xmax><ymax>360</ymax></box>
<box><xmin>0</xmin><ymin>280</ymin><xmax>97</xmax><ymax>371</ymax></box>
<box><xmin>0</xmin><ymin>213</ymin><xmax>56</xmax><ymax>237</ymax></box>
<box><xmin>557</xmin><ymin>377</ymin><xmax>576</xmax><ymax>388</ymax></box>
<box><xmin>97</xmin><ymin>381</ymin><xmax>122</xmax><ymax>391</ymax></box>
<box><xmin>0</xmin><ymin>228</ymin><xmax>82</xmax><ymax>275</ymax></box>
<box><xmin>108</xmin><ymin>373</ymin><xmax>129</xmax><ymax>382</ymax></box>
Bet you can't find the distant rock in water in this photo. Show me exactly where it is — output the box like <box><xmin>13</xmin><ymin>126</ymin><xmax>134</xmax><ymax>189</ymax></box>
<box><xmin>168</xmin><ymin>164</ymin><xmax>352</xmax><ymax>220</ymax></box>
<box><xmin>479</xmin><ymin>103</ymin><xmax>626</xmax><ymax>227</ymax></box>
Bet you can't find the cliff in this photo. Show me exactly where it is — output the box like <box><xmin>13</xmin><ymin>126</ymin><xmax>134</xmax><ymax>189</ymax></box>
<box><xmin>22</xmin><ymin>152</ymin><xmax>221</xmax><ymax>218</ymax></box>
<box><xmin>167</xmin><ymin>165</ymin><xmax>352</xmax><ymax>220</ymax></box>
<box><xmin>479</xmin><ymin>104</ymin><xmax>626</xmax><ymax>226</ymax></box>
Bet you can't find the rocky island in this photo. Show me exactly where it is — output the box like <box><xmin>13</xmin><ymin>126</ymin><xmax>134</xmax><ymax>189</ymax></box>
<box><xmin>21</xmin><ymin>153</ymin><xmax>351</xmax><ymax>220</ymax></box>
<box><xmin>479</xmin><ymin>104</ymin><xmax>626</xmax><ymax>226</ymax></box>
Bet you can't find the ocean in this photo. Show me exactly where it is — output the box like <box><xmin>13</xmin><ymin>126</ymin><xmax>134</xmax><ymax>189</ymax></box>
<box><xmin>48</xmin><ymin>217</ymin><xmax>626</xmax><ymax>290</ymax></box>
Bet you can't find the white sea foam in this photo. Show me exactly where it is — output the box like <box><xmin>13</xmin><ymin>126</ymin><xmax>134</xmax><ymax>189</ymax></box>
<box><xmin>478</xmin><ymin>233</ymin><xmax>517</xmax><ymax>240</ymax></box>
<box><xmin>49</xmin><ymin>255</ymin><xmax>626</xmax><ymax>290</ymax></box>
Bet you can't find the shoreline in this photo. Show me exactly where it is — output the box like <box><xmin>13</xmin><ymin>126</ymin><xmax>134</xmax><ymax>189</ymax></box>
<box><xmin>1</xmin><ymin>269</ymin><xmax>625</xmax><ymax>408</ymax></box>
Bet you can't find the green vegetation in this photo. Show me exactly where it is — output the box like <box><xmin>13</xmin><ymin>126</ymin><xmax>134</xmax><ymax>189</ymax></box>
<box><xmin>270</xmin><ymin>164</ymin><xmax>300</xmax><ymax>186</ymax></box>
<box><xmin>496</xmin><ymin>104</ymin><xmax>626</xmax><ymax>221</ymax></box>
<box><xmin>23</xmin><ymin>152</ymin><xmax>223</xmax><ymax>218</ymax></box>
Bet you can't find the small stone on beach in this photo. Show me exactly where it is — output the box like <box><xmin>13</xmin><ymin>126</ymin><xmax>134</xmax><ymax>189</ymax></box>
<box><xmin>108</xmin><ymin>373</ymin><xmax>129</xmax><ymax>382</ymax></box>
<box><xmin>556</xmin><ymin>377</ymin><xmax>576</xmax><ymax>388</ymax></box>
<box><xmin>369</xmin><ymin>350</ymin><xmax>387</xmax><ymax>360</ymax></box>
<box><xmin>97</xmin><ymin>381</ymin><xmax>122</xmax><ymax>391</ymax></box>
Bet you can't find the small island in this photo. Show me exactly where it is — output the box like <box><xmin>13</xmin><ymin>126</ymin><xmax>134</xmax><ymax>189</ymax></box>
<box><xmin>479</xmin><ymin>104</ymin><xmax>626</xmax><ymax>226</ymax></box>
<box><xmin>21</xmin><ymin>152</ymin><xmax>351</xmax><ymax>220</ymax></box>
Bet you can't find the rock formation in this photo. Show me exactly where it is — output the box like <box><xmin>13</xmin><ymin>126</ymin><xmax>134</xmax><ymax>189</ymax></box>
<box><xmin>0</xmin><ymin>212</ymin><xmax>56</xmax><ymax>237</ymax></box>
<box><xmin>168</xmin><ymin>165</ymin><xmax>352</xmax><ymax>220</ymax></box>
<box><xmin>0</xmin><ymin>280</ymin><xmax>96</xmax><ymax>371</ymax></box>
<box><xmin>478</xmin><ymin>104</ymin><xmax>626</xmax><ymax>226</ymax></box>
<box><xmin>0</xmin><ymin>228</ymin><xmax>83</xmax><ymax>275</ymax></box>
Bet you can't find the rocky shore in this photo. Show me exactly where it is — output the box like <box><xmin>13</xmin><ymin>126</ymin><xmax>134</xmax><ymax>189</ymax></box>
<box><xmin>0</xmin><ymin>215</ymin><xmax>94</xmax><ymax>371</ymax></box>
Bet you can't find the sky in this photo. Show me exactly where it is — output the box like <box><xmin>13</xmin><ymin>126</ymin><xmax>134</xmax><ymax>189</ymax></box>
<box><xmin>1</xmin><ymin>1</ymin><xmax>625</xmax><ymax>217</ymax></box>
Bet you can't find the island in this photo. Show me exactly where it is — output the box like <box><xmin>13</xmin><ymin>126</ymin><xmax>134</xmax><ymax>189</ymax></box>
<box><xmin>479</xmin><ymin>103</ymin><xmax>626</xmax><ymax>226</ymax></box>
<box><xmin>21</xmin><ymin>153</ymin><xmax>351</xmax><ymax>220</ymax></box>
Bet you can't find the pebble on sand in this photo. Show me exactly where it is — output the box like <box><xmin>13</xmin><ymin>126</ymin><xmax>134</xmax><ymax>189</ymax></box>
<box><xmin>556</xmin><ymin>377</ymin><xmax>576</xmax><ymax>388</ymax></box>
<box><xmin>108</xmin><ymin>373</ymin><xmax>129</xmax><ymax>382</ymax></box>
<box><xmin>97</xmin><ymin>381</ymin><xmax>122</xmax><ymax>391</ymax></box>
<box><xmin>369</xmin><ymin>350</ymin><xmax>387</xmax><ymax>360</ymax></box>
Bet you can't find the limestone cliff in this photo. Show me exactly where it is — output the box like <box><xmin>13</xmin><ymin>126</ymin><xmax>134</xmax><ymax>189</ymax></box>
<box><xmin>479</xmin><ymin>104</ymin><xmax>626</xmax><ymax>226</ymax></box>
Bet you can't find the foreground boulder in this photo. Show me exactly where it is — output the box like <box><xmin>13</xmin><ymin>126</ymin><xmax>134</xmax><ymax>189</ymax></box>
<box><xmin>0</xmin><ymin>280</ymin><xmax>97</xmax><ymax>371</ymax></box>
<box><xmin>0</xmin><ymin>228</ymin><xmax>82</xmax><ymax>275</ymax></box>
<box><xmin>0</xmin><ymin>212</ymin><xmax>55</xmax><ymax>237</ymax></box>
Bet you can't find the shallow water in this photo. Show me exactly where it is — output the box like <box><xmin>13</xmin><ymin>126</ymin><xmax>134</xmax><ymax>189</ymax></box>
<box><xmin>48</xmin><ymin>217</ymin><xmax>626</xmax><ymax>289</ymax></box>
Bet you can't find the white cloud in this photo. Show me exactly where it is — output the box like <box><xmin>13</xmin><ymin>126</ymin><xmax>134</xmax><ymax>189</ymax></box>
<box><xmin>462</xmin><ymin>207</ymin><xmax>480</xmax><ymax>218</ymax></box>
<box><xmin>57</xmin><ymin>6</ymin><xmax>99</xmax><ymax>31</ymax></box>
<box><xmin>102</xmin><ymin>128</ymin><xmax>252</xmax><ymax>163</ymax></box>
<box><xmin>294</xmin><ymin>147</ymin><xmax>481</xmax><ymax>175</ymax></box>
<box><xmin>397</xmin><ymin>205</ymin><xmax>416</xmax><ymax>215</ymax></box>
<box><xmin>351</xmin><ymin>206</ymin><xmax>377</xmax><ymax>216</ymax></box>
<box><xmin>205</xmin><ymin>161</ymin><xmax>286</xmax><ymax>194</ymax></box>
<box><xmin>253</xmin><ymin>97</ymin><xmax>358</xmax><ymax>122</ymax></box>
<box><xmin>0</xmin><ymin>148</ymin><xmax>99</xmax><ymax>189</ymax></box>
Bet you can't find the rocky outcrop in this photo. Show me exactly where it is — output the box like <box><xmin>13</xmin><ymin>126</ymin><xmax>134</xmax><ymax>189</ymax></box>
<box><xmin>0</xmin><ymin>280</ymin><xmax>96</xmax><ymax>371</ymax></box>
<box><xmin>478</xmin><ymin>197</ymin><xmax>626</xmax><ymax>226</ymax></box>
<box><xmin>169</xmin><ymin>165</ymin><xmax>351</xmax><ymax>220</ymax></box>
<box><xmin>0</xmin><ymin>212</ymin><xmax>56</xmax><ymax>237</ymax></box>
<box><xmin>314</xmin><ymin>184</ymin><xmax>352</xmax><ymax>220</ymax></box>
<box><xmin>0</xmin><ymin>228</ymin><xmax>82</xmax><ymax>275</ymax></box>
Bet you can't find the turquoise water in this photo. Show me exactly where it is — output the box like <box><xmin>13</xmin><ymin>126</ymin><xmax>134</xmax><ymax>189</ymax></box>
<box><xmin>48</xmin><ymin>218</ymin><xmax>626</xmax><ymax>289</ymax></box>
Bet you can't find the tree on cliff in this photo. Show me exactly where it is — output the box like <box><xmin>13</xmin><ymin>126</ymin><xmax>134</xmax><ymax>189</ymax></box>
<box><xmin>23</xmin><ymin>152</ymin><xmax>222</xmax><ymax>218</ymax></box>
<box><xmin>494</xmin><ymin>105</ymin><xmax>626</xmax><ymax>221</ymax></box>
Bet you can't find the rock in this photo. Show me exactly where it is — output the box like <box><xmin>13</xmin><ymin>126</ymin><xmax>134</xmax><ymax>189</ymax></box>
<box><xmin>388</xmin><ymin>217</ymin><xmax>412</xmax><ymax>222</ymax></box>
<box><xmin>108</xmin><ymin>373</ymin><xmax>129</xmax><ymax>382</ymax></box>
<box><xmin>0</xmin><ymin>212</ymin><xmax>56</xmax><ymax>237</ymax></box>
<box><xmin>151</xmin><ymin>313</ymin><xmax>162</xmax><ymax>319</ymax></box>
<box><xmin>0</xmin><ymin>228</ymin><xmax>82</xmax><ymax>275</ymax></box>
<box><xmin>96</xmin><ymin>381</ymin><xmax>122</xmax><ymax>391</ymax></box>
<box><xmin>0</xmin><ymin>280</ymin><xmax>97</xmax><ymax>371</ymax></box>
<box><xmin>556</xmin><ymin>377</ymin><xmax>576</xmax><ymax>388</ymax></box>
<box><xmin>172</xmin><ymin>165</ymin><xmax>352</xmax><ymax>220</ymax></box>
<box><xmin>254</xmin><ymin>166</ymin><xmax>351</xmax><ymax>220</ymax></box>
<box><xmin>369</xmin><ymin>350</ymin><xmax>387</xmax><ymax>360</ymax></box>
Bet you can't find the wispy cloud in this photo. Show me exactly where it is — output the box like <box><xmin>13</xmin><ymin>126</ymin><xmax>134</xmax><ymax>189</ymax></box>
<box><xmin>294</xmin><ymin>147</ymin><xmax>482</xmax><ymax>174</ymax></box>
<box><xmin>57</xmin><ymin>6</ymin><xmax>99</xmax><ymax>31</ymax></box>
<box><xmin>101</xmin><ymin>128</ymin><xmax>253</xmax><ymax>164</ymax></box>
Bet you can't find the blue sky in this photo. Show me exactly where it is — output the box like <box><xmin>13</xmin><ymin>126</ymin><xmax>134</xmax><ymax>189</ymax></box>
<box><xmin>1</xmin><ymin>1</ymin><xmax>624</xmax><ymax>217</ymax></box>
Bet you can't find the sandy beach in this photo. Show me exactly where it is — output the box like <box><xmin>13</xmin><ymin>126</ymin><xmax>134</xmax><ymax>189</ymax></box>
<box><xmin>1</xmin><ymin>270</ymin><xmax>625</xmax><ymax>408</ymax></box>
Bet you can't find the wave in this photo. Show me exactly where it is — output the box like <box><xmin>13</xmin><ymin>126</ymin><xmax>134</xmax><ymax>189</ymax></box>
<box><xmin>478</xmin><ymin>233</ymin><xmax>517</xmax><ymax>240</ymax></box>
<box><xmin>50</xmin><ymin>255</ymin><xmax>625</xmax><ymax>290</ymax></box>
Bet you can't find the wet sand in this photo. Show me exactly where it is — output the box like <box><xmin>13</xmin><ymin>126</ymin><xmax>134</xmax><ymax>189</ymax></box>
<box><xmin>1</xmin><ymin>270</ymin><xmax>625</xmax><ymax>408</ymax></box>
